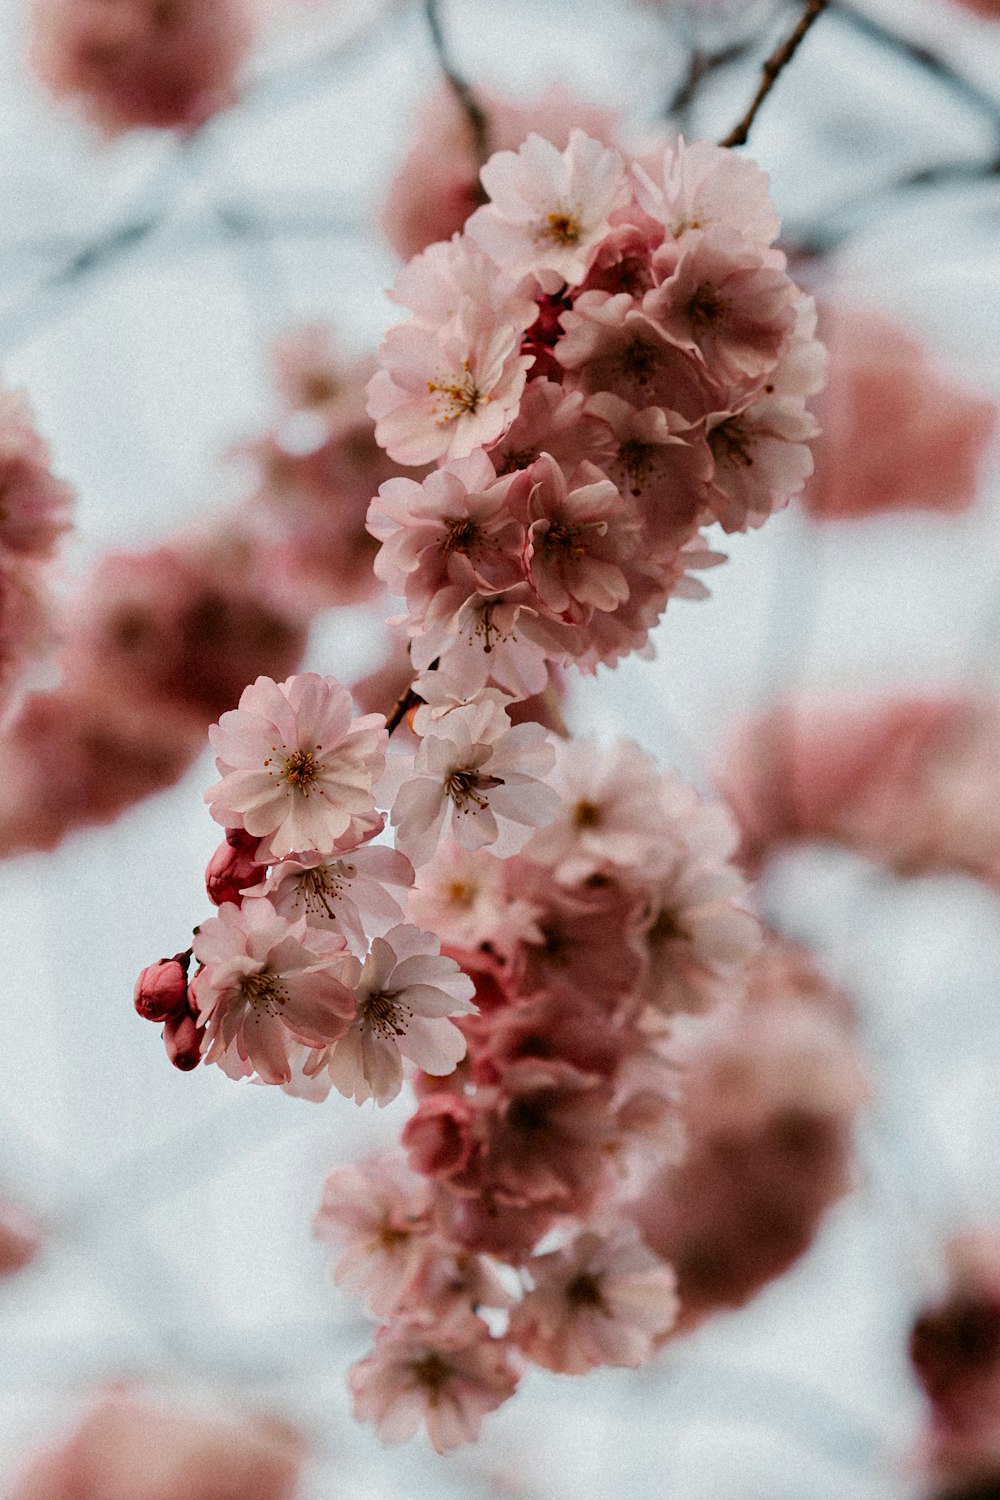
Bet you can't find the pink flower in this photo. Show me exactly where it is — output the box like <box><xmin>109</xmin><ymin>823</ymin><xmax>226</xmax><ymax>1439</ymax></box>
<box><xmin>368</xmin><ymin>450</ymin><xmax>527</xmax><ymax>620</ymax></box>
<box><xmin>381</xmin><ymin>82</ymin><xmax>622</xmax><ymax>261</ymax></box>
<box><xmin>367</xmin><ymin>243</ymin><xmax>536</xmax><ymax>467</ymax></box>
<box><xmin>584</xmin><ymin>392</ymin><xmax>710</xmax><ymax>549</ymax></box>
<box><xmin>28</xmin><ymin>0</ymin><xmax>255</xmax><ymax>136</ymax></box>
<box><xmin>406</xmin><ymin>839</ymin><xmax>540</xmax><ymax>954</ymax></box>
<box><xmin>705</xmin><ymin>397</ymin><xmax>817</xmax><ymax>531</ymax></box>
<box><xmin>134</xmin><ymin>954</ymin><xmax>190</xmax><ymax>1022</ymax></box>
<box><xmin>644</xmin><ymin>229</ymin><xmax>797</xmax><ymax>390</ymax></box>
<box><xmin>804</xmin><ymin>302</ymin><xmax>997</xmax><ymax>521</ymax></box>
<box><xmin>62</xmin><ymin>537</ymin><xmax>308</xmax><ymax>723</ymax></box>
<box><xmin>510</xmin><ymin>1227</ymin><xmax>678</xmax><ymax>1373</ymax></box>
<box><xmin>205</xmin><ymin>828</ymin><xmax>265</xmax><ymax>908</ymax></box>
<box><xmin>9</xmin><ymin>1391</ymin><xmax>303</xmax><ymax>1500</ymax></box>
<box><xmin>191</xmin><ymin>898</ymin><xmax>357</xmax><ymax>1084</ymax></box>
<box><xmin>634</xmin><ymin>136</ymin><xmax>781</xmax><ymax>247</ymax></box>
<box><xmin>0</xmin><ymin>389</ymin><xmax>74</xmax><ymax>560</ymax></box>
<box><xmin>557</xmin><ymin>292</ymin><xmax>717</xmax><ymax>423</ymax></box>
<box><xmin>350</xmin><ymin>1314</ymin><xmax>520</xmax><ymax>1453</ymax></box>
<box><xmin>311</xmin><ymin>924</ymin><xmax>477</xmax><ymax>1106</ymax></box>
<box><xmin>390</xmin><ymin>700</ymin><xmax>558</xmax><ymax>868</ymax></box>
<box><xmin>315</xmin><ymin>1154</ymin><xmax>434</xmax><ymax>1318</ymax></box>
<box><xmin>468</xmin><ymin>130</ymin><xmax>629</xmax><ymax>289</ymax></box>
<box><xmin>205</xmin><ymin>673</ymin><xmax>386</xmax><ymax>860</ymax></box>
<box><xmin>489</xmin><ymin>379</ymin><xmax>615</xmax><ymax>479</ymax></box>
<box><xmin>629</xmin><ymin>939</ymin><xmax>866</xmax><ymax>1332</ymax></box>
<box><xmin>521</xmin><ymin>455</ymin><xmax>642</xmax><ymax>619</ymax></box>
<box><xmin>717</xmin><ymin>695</ymin><xmax>975</xmax><ymax>877</ymax></box>
<box><xmin>260</xmin><ymin>845</ymin><xmax>414</xmax><ymax>957</ymax></box>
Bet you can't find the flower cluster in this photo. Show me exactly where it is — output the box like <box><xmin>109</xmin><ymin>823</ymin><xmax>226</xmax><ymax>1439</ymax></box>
<box><xmin>135</xmin><ymin>672</ymin><xmax>484</xmax><ymax>1101</ymax></box>
<box><xmin>314</xmin><ymin>737</ymin><xmax>766</xmax><ymax>1450</ymax></box>
<box><xmin>0</xmin><ymin>387</ymin><xmax>74</xmax><ymax>725</ymax></box>
<box><xmin>366</xmin><ymin>131</ymin><xmax>824</xmax><ymax>697</ymax></box>
<box><xmin>629</xmin><ymin>937</ymin><xmax>868</xmax><ymax>1331</ymax></box>
<box><xmin>804</xmin><ymin>302</ymin><xmax>996</xmax><ymax>522</ymax></box>
<box><xmin>28</xmin><ymin>0</ymin><xmax>255</xmax><ymax>136</ymax></box>
<box><xmin>0</xmin><ymin>526</ymin><xmax>307</xmax><ymax>857</ymax></box>
<box><xmin>719</xmin><ymin>695</ymin><xmax>1000</xmax><ymax>891</ymax></box>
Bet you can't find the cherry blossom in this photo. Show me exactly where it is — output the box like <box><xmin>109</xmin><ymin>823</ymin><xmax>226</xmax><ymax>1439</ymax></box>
<box><xmin>509</xmin><ymin>1226</ymin><xmax>678</xmax><ymax>1372</ymax></box>
<box><xmin>260</xmin><ymin>845</ymin><xmax>414</xmax><ymax>956</ymax></box>
<box><xmin>309</xmin><ymin>924</ymin><xmax>477</xmax><ymax>1105</ymax></box>
<box><xmin>205</xmin><ymin>673</ymin><xmax>387</xmax><ymax>860</ymax></box>
<box><xmin>191</xmin><ymin>897</ymin><xmax>357</xmax><ymax>1084</ymax></box>
<box><xmin>390</xmin><ymin>699</ymin><xmax>559</xmax><ymax>867</ymax></box>
<box><xmin>468</xmin><ymin>129</ymin><xmax>630</xmax><ymax>288</ymax></box>
<box><xmin>315</xmin><ymin>1155</ymin><xmax>435</xmax><ymax>1319</ymax></box>
<box><xmin>349</xmin><ymin>1314</ymin><xmax>520</xmax><ymax>1454</ymax></box>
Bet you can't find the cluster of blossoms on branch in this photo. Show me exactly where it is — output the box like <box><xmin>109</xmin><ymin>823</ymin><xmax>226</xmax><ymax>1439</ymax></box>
<box><xmin>367</xmin><ymin>130</ymin><xmax>824</xmax><ymax>692</ymax></box>
<box><xmin>28</xmin><ymin>0</ymin><xmax>256</xmax><ymax>136</ymax></box>
<box><xmin>720</xmin><ymin>694</ymin><xmax>1000</xmax><ymax>890</ymax></box>
<box><xmin>132</xmin><ymin>131</ymin><xmax>862</xmax><ymax>1449</ymax></box>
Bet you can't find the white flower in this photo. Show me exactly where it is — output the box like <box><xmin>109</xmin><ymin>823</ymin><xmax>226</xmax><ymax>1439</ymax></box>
<box><xmin>468</xmin><ymin>130</ymin><xmax>629</xmax><ymax>288</ymax></box>
<box><xmin>311</xmin><ymin>924</ymin><xmax>477</xmax><ymax>1105</ymax></box>
<box><xmin>391</xmin><ymin>699</ymin><xmax>559</xmax><ymax>868</ymax></box>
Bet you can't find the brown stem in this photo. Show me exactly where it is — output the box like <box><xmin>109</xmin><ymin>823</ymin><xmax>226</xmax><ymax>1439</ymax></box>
<box><xmin>424</xmin><ymin>0</ymin><xmax>490</xmax><ymax>165</ymax></box>
<box><xmin>385</xmin><ymin>682</ymin><xmax>420</xmax><ymax>736</ymax></box>
<box><xmin>719</xmin><ymin>0</ymin><xmax>828</xmax><ymax>149</ymax></box>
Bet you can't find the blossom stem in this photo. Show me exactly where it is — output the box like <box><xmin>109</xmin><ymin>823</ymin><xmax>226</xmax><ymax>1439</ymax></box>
<box><xmin>385</xmin><ymin>683</ymin><xmax>420</xmax><ymax>736</ymax></box>
<box><xmin>423</xmin><ymin>0</ymin><xmax>490</xmax><ymax>165</ymax></box>
<box><xmin>667</xmin><ymin>42</ymin><xmax>751</xmax><ymax>120</ymax></box>
<box><xmin>719</xmin><ymin>0</ymin><xmax>828</xmax><ymax>149</ymax></box>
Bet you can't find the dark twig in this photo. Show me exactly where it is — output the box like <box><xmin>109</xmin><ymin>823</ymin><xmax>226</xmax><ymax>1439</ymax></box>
<box><xmin>829</xmin><ymin>0</ymin><xmax>1000</xmax><ymax>138</ymax></box>
<box><xmin>720</xmin><ymin>0</ymin><xmax>828</xmax><ymax>149</ymax></box>
<box><xmin>424</xmin><ymin>0</ymin><xmax>489</xmax><ymax>165</ymax></box>
<box><xmin>385</xmin><ymin>682</ymin><xmax>420</xmax><ymax>735</ymax></box>
<box><xmin>667</xmin><ymin>42</ymin><xmax>750</xmax><ymax>118</ymax></box>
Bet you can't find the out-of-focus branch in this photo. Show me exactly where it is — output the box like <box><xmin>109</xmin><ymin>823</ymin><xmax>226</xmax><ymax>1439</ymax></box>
<box><xmin>424</xmin><ymin>0</ymin><xmax>489</xmax><ymax>164</ymax></box>
<box><xmin>830</xmin><ymin>0</ymin><xmax>1000</xmax><ymax>137</ymax></box>
<box><xmin>720</xmin><ymin>0</ymin><xmax>828</xmax><ymax>148</ymax></box>
<box><xmin>667</xmin><ymin>41</ymin><xmax>751</xmax><ymax>118</ymax></box>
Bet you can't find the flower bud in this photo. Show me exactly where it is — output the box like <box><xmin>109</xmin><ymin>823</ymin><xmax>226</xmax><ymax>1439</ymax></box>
<box><xmin>134</xmin><ymin>956</ymin><xmax>189</xmax><ymax>1022</ymax></box>
<box><xmin>163</xmin><ymin>1010</ymin><xmax>204</xmax><ymax>1071</ymax></box>
<box><xmin>205</xmin><ymin>827</ymin><xmax>265</xmax><ymax>906</ymax></box>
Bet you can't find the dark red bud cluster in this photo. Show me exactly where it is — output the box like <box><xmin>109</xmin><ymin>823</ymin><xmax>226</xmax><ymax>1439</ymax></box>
<box><xmin>206</xmin><ymin>826</ymin><xmax>265</xmax><ymax>906</ymax></box>
<box><xmin>133</xmin><ymin>949</ymin><xmax>205</xmax><ymax>1071</ymax></box>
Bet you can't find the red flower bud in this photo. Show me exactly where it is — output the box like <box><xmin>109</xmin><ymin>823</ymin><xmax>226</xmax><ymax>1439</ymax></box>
<box><xmin>205</xmin><ymin>829</ymin><xmax>265</xmax><ymax>906</ymax></box>
<box><xmin>134</xmin><ymin>956</ymin><xmax>189</xmax><ymax>1022</ymax></box>
<box><xmin>163</xmin><ymin>1009</ymin><xmax>204</xmax><ymax>1071</ymax></box>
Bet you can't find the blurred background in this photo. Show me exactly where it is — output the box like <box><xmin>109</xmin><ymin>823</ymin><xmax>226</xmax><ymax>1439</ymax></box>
<box><xmin>0</xmin><ymin>0</ymin><xmax>998</xmax><ymax>1494</ymax></box>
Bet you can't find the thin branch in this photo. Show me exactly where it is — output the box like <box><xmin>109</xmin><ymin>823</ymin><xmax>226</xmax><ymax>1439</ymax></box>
<box><xmin>385</xmin><ymin>681</ymin><xmax>420</xmax><ymax>735</ymax></box>
<box><xmin>424</xmin><ymin>0</ymin><xmax>489</xmax><ymax>165</ymax></box>
<box><xmin>720</xmin><ymin>0</ymin><xmax>828</xmax><ymax>149</ymax></box>
<box><xmin>667</xmin><ymin>41</ymin><xmax>750</xmax><ymax>119</ymax></box>
<box><xmin>830</xmin><ymin>0</ymin><xmax>1000</xmax><ymax>138</ymax></box>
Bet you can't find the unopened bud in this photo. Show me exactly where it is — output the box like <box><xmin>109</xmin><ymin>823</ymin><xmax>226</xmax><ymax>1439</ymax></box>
<box><xmin>206</xmin><ymin>828</ymin><xmax>265</xmax><ymax>906</ymax></box>
<box><xmin>163</xmin><ymin>1010</ymin><xmax>204</xmax><ymax>1071</ymax></box>
<box><xmin>134</xmin><ymin>956</ymin><xmax>189</xmax><ymax>1023</ymax></box>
